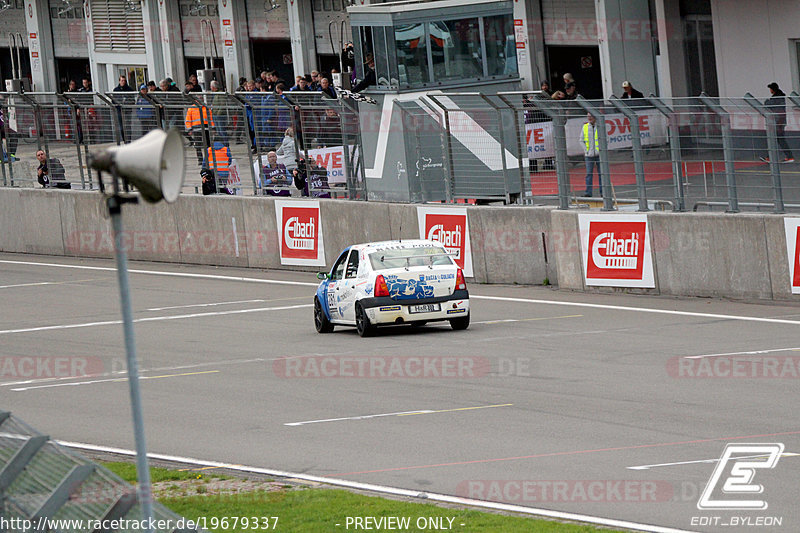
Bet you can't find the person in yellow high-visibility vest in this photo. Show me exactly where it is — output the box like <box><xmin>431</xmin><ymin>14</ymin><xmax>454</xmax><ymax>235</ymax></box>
<box><xmin>580</xmin><ymin>113</ymin><xmax>602</xmax><ymax>197</ymax></box>
<box><xmin>185</xmin><ymin>104</ymin><xmax>214</xmax><ymax>165</ymax></box>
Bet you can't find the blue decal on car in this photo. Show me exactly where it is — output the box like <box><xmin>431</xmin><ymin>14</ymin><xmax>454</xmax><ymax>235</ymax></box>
<box><xmin>383</xmin><ymin>275</ymin><xmax>435</xmax><ymax>300</ymax></box>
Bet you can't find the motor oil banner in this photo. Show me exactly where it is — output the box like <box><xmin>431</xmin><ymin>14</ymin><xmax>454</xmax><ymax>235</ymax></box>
<box><xmin>416</xmin><ymin>206</ymin><xmax>474</xmax><ymax>277</ymax></box>
<box><xmin>306</xmin><ymin>146</ymin><xmax>346</xmax><ymax>184</ymax></box>
<box><xmin>275</xmin><ymin>200</ymin><xmax>326</xmax><ymax>266</ymax></box>
<box><xmin>579</xmin><ymin>213</ymin><xmax>654</xmax><ymax>288</ymax></box>
<box><xmin>526</xmin><ymin>110</ymin><xmax>668</xmax><ymax>159</ymax></box>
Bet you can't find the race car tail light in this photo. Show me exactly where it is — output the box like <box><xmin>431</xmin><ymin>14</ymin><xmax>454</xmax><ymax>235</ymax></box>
<box><xmin>375</xmin><ymin>274</ymin><xmax>390</xmax><ymax>297</ymax></box>
<box><xmin>456</xmin><ymin>268</ymin><xmax>467</xmax><ymax>290</ymax></box>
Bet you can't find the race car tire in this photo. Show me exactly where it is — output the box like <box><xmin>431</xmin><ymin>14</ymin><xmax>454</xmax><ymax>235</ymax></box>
<box><xmin>355</xmin><ymin>303</ymin><xmax>374</xmax><ymax>337</ymax></box>
<box><xmin>449</xmin><ymin>314</ymin><xmax>470</xmax><ymax>331</ymax></box>
<box><xmin>314</xmin><ymin>297</ymin><xmax>334</xmax><ymax>333</ymax></box>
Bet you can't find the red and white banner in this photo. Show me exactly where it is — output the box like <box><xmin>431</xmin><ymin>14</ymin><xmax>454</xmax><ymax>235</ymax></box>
<box><xmin>579</xmin><ymin>214</ymin><xmax>654</xmax><ymax>288</ymax></box>
<box><xmin>275</xmin><ymin>200</ymin><xmax>326</xmax><ymax>266</ymax></box>
<box><xmin>416</xmin><ymin>206</ymin><xmax>474</xmax><ymax>277</ymax></box>
<box><xmin>306</xmin><ymin>146</ymin><xmax>346</xmax><ymax>184</ymax></box>
<box><xmin>783</xmin><ymin>218</ymin><xmax>800</xmax><ymax>294</ymax></box>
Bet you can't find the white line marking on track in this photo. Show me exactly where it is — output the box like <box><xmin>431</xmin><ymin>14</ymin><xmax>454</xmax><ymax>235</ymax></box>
<box><xmin>147</xmin><ymin>299</ymin><xmax>267</xmax><ymax>311</ymax></box>
<box><xmin>57</xmin><ymin>441</ymin><xmax>695</xmax><ymax>533</ymax></box>
<box><xmin>11</xmin><ymin>370</ymin><xmax>220</xmax><ymax>391</ymax></box>
<box><xmin>6</xmin><ymin>258</ymin><xmax>800</xmax><ymax>326</ymax></box>
<box><xmin>0</xmin><ymin>278</ymin><xmax>98</xmax><ymax>289</ymax></box>
<box><xmin>627</xmin><ymin>452</ymin><xmax>800</xmax><ymax>470</ymax></box>
<box><xmin>0</xmin><ymin>304</ymin><xmax>312</xmax><ymax>336</ymax></box>
<box><xmin>285</xmin><ymin>404</ymin><xmax>512</xmax><ymax>426</ymax></box>
<box><xmin>684</xmin><ymin>346</ymin><xmax>800</xmax><ymax>359</ymax></box>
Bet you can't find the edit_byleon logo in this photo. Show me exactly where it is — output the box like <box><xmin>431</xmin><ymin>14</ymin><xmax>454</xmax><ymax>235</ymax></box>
<box><xmin>697</xmin><ymin>443</ymin><xmax>784</xmax><ymax>510</ymax></box>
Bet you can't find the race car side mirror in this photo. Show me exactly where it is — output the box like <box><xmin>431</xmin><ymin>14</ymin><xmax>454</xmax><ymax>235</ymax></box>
<box><xmin>317</xmin><ymin>272</ymin><xmax>329</xmax><ymax>280</ymax></box>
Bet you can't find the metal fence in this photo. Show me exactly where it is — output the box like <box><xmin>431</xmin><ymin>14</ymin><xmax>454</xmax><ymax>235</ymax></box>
<box><xmin>1</xmin><ymin>90</ymin><xmax>366</xmax><ymax>199</ymax></box>
<box><xmin>3</xmin><ymin>88</ymin><xmax>800</xmax><ymax>211</ymax></box>
<box><xmin>0</xmin><ymin>411</ymin><xmax>201</xmax><ymax>533</ymax></box>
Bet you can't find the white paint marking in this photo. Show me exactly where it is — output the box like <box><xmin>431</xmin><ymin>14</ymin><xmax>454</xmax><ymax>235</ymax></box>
<box><xmin>0</xmin><ymin>304</ymin><xmax>312</xmax><ymax>335</ymax></box>
<box><xmin>627</xmin><ymin>452</ymin><xmax>800</xmax><ymax>470</ymax></box>
<box><xmin>0</xmin><ymin>278</ymin><xmax>97</xmax><ymax>289</ymax></box>
<box><xmin>57</xmin><ymin>441</ymin><xmax>695</xmax><ymax>533</ymax></box>
<box><xmin>0</xmin><ymin>259</ymin><xmax>318</xmax><ymax>287</ymax></box>
<box><xmin>285</xmin><ymin>410</ymin><xmax>434</xmax><ymax>426</ymax></box>
<box><xmin>470</xmin><ymin>295</ymin><xmax>800</xmax><ymax>326</ymax></box>
<box><xmin>11</xmin><ymin>370</ymin><xmax>220</xmax><ymax>391</ymax></box>
<box><xmin>683</xmin><ymin>346</ymin><xmax>800</xmax><ymax>359</ymax></box>
<box><xmin>147</xmin><ymin>299</ymin><xmax>266</xmax><ymax>311</ymax></box>
<box><xmin>232</xmin><ymin>217</ymin><xmax>239</xmax><ymax>257</ymax></box>
<box><xmin>5</xmin><ymin>258</ymin><xmax>800</xmax><ymax>327</ymax></box>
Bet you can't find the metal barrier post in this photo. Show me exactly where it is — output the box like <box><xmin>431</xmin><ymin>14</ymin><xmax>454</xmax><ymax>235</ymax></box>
<box><xmin>609</xmin><ymin>96</ymin><xmax>648</xmax><ymax>211</ymax></box>
<box><xmin>60</xmin><ymin>94</ymin><xmax>87</xmax><ymax>189</ymax></box>
<box><xmin>699</xmin><ymin>93</ymin><xmax>739</xmax><ymax>213</ymax></box>
<box><xmin>427</xmin><ymin>95</ymin><xmax>456</xmax><ymax>204</ymax></box>
<box><xmin>743</xmin><ymin>92</ymin><xmax>784</xmax><ymax>213</ymax></box>
<box><xmin>576</xmin><ymin>97</ymin><xmax>614</xmax><ymax>211</ymax></box>
<box><xmin>647</xmin><ymin>96</ymin><xmax>685</xmax><ymax>211</ymax></box>
<box><xmin>527</xmin><ymin>97</ymin><xmax>570</xmax><ymax>209</ymax></box>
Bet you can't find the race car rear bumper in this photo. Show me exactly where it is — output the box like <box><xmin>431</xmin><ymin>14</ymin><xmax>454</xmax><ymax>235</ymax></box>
<box><xmin>360</xmin><ymin>290</ymin><xmax>470</xmax><ymax>325</ymax></box>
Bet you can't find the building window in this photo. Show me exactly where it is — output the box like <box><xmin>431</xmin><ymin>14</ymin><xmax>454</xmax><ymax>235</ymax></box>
<box><xmin>483</xmin><ymin>14</ymin><xmax>517</xmax><ymax>77</ymax></box>
<box><xmin>395</xmin><ymin>23</ymin><xmax>429</xmax><ymax>86</ymax></box>
<box><xmin>430</xmin><ymin>18</ymin><xmax>482</xmax><ymax>82</ymax></box>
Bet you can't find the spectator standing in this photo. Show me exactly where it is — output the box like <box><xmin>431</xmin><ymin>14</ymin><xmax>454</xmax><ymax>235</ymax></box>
<box><xmin>113</xmin><ymin>75</ymin><xmax>135</xmax><ymax>142</ymax></box>
<box><xmin>539</xmin><ymin>80</ymin><xmax>552</xmax><ymax>96</ymax></box>
<box><xmin>77</xmin><ymin>77</ymin><xmax>92</xmax><ymax>92</ymax></box>
<box><xmin>66</xmin><ymin>80</ymin><xmax>77</xmax><ymax>92</ymax></box>
<box><xmin>563</xmin><ymin>82</ymin><xmax>579</xmax><ymax>100</ymax></box>
<box><xmin>187</xmin><ymin>73</ymin><xmax>202</xmax><ymax>92</ymax></box>
<box><xmin>309</xmin><ymin>71</ymin><xmax>321</xmax><ymax>91</ymax></box>
<box><xmin>236</xmin><ymin>77</ymin><xmax>247</xmax><ymax>92</ymax></box>
<box><xmin>275</xmin><ymin>126</ymin><xmax>297</xmax><ymax>170</ymax></box>
<box><xmin>318</xmin><ymin>77</ymin><xmax>337</xmax><ymax>99</ymax></box>
<box><xmin>201</xmin><ymin>168</ymin><xmax>218</xmax><ymax>195</ymax></box>
<box><xmin>205</xmin><ymin>140</ymin><xmax>232</xmax><ymax>191</ymax></box>
<box><xmin>621</xmin><ymin>81</ymin><xmax>644</xmax><ymax>99</ymax></box>
<box><xmin>293</xmin><ymin>157</ymin><xmax>331</xmax><ymax>198</ymax></box>
<box><xmin>185</xmin><ymin>103</ymin><xmax>214</xmax><ymax>164</ymax></box>
<box><xmin>159</xmin><ymin>78</ymin><xmax>180</xmax><ymax>129</ymax></box>
<box><xmin>580</xmin><ymin>113</ymin><xmax>603</xmax><ymax>197</ymax></box>
<box><xmin>764</xmin><ymin>82</ymin><xmax>795</xmax><ymax>163</ymax></box>
<box><xmin>261</xmin><ymin>151</ymin><xmax>291</xmax><ymax>196</ymax></box>
<box><xmin>135</xmin><ymin>84</ymin><xmax>157</xmax><ymax>139</ymax></box>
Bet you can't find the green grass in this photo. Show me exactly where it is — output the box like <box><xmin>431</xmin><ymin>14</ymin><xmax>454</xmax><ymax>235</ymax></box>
<box><xmin>103</xmin><ymin>461</ymin><xmax>228</xmax><ymax>483</ymax></box>
<box><xmin>103</xmin><ymin>462</ymin><xmax>623</xmax><ymax>533</ymax></box>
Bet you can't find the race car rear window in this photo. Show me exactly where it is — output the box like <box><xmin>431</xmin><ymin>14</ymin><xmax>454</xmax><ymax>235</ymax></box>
<box><xmin>369</xmin><ymin>246</ymin><xmax>453</xmax><ymax>270</ymax></box>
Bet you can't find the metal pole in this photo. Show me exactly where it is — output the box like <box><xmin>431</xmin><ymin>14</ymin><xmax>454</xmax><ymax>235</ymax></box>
<box><xmin>106</xmin><ymin>184</ymin><xmax>154</xmax><ymax>533</ymax></box>
<box><xmin>743</xmin><ymin>92</ymin><xmax>784</xmax><ymax>213</ymax></box>
<box><xmin>699</xmin><ymin>93</ymin><xmax>739</xmax><ymax>212</ymax></box>
<box><xmin>609</xmin><ymin>96</ymin><xmax>648</xmax><ymax>211</ymax></box>
<box><xmin>647</xmin><ymin>95</ymin><xmax>685</xmax><ymax>211</ymax></box>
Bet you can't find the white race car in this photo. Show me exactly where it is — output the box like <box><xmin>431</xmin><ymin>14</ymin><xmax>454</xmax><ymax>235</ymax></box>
<box><xmin>314</xmin><ymin>240</ymin><xmax>470</xmax><ymax>337</ymax></box>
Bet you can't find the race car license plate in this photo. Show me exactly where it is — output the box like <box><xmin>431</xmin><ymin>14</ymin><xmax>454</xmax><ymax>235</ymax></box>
<box><xmin>409</xmin><ymin>303</ymin><xmax>440</xmax><ymax>314</ymax></box>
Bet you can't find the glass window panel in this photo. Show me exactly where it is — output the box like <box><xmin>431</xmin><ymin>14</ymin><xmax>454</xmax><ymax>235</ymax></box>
<box><xmin>313</xmin><ymin>0</ymin><xmax>322</xmax><ymax>11</ymax></box>
<box><xmin>323</xmin><ymin>0</ymin><xmax>332</xmax><ymax>11</ymax></box>
<box><xmin>483</xmin><ymin>14</ymin><xmax>517</xmax><ymax>77</ymax></box>
<box><xmin>373</xmin><ymin>27</ymin><xmax>390</xmax><ymax>87</ymax></box>
<box><xmin>208</xmin><ymin>4</ymin><xmax>217</xmax><ymax>16</ymax></box>
<box><xmin>429</xmin><ymin>18</ymin><xmax>482</xmax><ymax>82</ymax></box>
<box><xmin>394</xmin><ymin>23</ymin><xmax>429</xmax><ymax>86</ymax></box>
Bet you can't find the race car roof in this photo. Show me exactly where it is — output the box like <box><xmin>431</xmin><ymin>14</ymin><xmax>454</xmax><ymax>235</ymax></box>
<box><xmin>353</xmin><ymin>240</ymin><xmax>443</xmax><ymax>253</ymax></box>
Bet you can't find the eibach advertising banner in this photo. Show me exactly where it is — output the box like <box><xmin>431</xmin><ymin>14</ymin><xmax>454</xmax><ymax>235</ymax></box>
<box><xmin>416</xmin><ymin>206</ymin><xmax>474</xmax><ymax>277</ymax></box>
<box><xmin>579</xmin><ymin>214</ymin><xmax>655</xmax><ymax>288</ymax></box>
<box><xmin>275</xmin><ymin>200</ymin><xmax>326</xmax><ymax>266</ymax></box>
<box><xmin>783</xmin><ymin>218</ymin><xmax>800</xmax><ymax>294</ymax></box>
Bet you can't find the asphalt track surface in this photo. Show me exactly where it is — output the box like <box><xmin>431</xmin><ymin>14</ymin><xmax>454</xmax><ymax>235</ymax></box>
<box><xmin>2</xmin><ymin>252</ymin><xmax>799</xmax><ymax>533</ymax></box>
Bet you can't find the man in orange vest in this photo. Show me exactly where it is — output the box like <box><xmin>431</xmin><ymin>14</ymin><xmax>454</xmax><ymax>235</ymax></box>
<box><xmin>205</xmin><ymin>141</ymin><xmax>232</xmax><ymax>193</ymax></box>
<box><xmin>185</xmin><ymin>104</ymin><xmax>213</xmax><ymax>164</ymax></box>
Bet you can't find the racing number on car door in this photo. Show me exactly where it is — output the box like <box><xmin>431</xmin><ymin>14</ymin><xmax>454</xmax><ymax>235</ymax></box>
<box><xmin>328</xmin><ymin>251</ymin><xmax>349</xmax><ymax>320</ymax></box>
<box><xmin>341</xmin><ymin>250</ymin><xmax>360</xmax><ymax>323</ymax></box>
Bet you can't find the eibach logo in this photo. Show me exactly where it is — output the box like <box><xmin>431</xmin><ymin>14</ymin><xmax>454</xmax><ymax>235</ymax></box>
<box><xmin>282</xmin><ymin>208</ymin><xmax>318</xmax><ymax>260</ymax></box>
<box><xmin>426</xmin><ymin>214</ymin><xmax>465</xmax><ymax>266</ymax></box>
<box><xmin>586</xmin><ymin>222</ymin><xmax>646</xmax><ymax>280</ymax></box>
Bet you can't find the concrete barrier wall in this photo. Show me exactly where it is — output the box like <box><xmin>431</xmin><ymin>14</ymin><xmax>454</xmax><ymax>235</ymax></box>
<box><xmin>2</xmin><ymin>188</ymin><xmax>800</xmax><ymax>301</ymax></box>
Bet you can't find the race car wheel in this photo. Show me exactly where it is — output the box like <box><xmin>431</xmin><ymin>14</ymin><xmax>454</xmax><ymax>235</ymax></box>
<box><xmin>355</xmin><ymin>303</ymin><xmax>374</xmax><ymax>337</ymax></box>
<box><xmin>449</xmin><ymin>314</ymin><xmax>470</xmax><ymax>331</ymax></box>
<box><xmin>314</xmin><ymin>297</ymin><xmax>334</xmax><ymax>333</ymax></box>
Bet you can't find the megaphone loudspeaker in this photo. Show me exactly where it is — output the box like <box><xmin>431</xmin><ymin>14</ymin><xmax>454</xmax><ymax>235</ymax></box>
<box><xmin>90</xmin><ymin>128</ymin><xmax>185</xmax><ymax>203</ymax></box>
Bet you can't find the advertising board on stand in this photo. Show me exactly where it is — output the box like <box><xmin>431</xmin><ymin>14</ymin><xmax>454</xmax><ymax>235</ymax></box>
<box><xmin>275</xmin><ymin>200</ymin><xmax>326</xmax><ymax>266</ymax></box>
<box><xmin>416</xmin><ymin>206</ymin><xmax>474</xmax><ymax>277</ymax></box>
<box><xmin>579</xmin><ymin>213</ymin><xmax>655</xmax><ymax>288</ymax></box>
